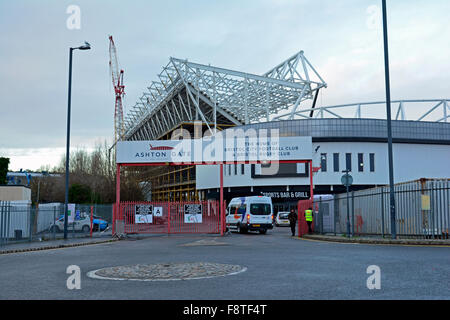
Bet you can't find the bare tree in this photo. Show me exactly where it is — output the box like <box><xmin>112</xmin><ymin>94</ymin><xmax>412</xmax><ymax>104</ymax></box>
<box><xmin>31</xmin><ymin>140</ymin><xmax>144</xmax><ymax>204</ymax></box>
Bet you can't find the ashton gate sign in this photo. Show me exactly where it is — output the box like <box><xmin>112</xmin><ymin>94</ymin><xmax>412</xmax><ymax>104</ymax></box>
<box><xmin>116</xmin><ymin>133</ymin><xmax>312</xmax><ymax>164</ymax></box>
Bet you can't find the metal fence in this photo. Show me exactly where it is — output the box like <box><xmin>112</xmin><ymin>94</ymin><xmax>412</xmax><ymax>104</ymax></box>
<box><xmin>312</xmin><ymin>179</ymin><xmax>450</xmax><ymax>239</ymax></box>
<box><xmin>0</xmin><ymin>202</ymin><xmax>113</xmax><ymax>246</ymax></box>
<box><xmin>115</xmin><ymin>200</ymin><xmax>222</xmax><ymax>235</ymax></box>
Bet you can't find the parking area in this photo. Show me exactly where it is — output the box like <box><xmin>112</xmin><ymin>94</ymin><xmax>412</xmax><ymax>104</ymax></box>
<box><xmin>0</xmin><ymin>226</ymin><xmax>449</xmax><ymax>300</ymax></box>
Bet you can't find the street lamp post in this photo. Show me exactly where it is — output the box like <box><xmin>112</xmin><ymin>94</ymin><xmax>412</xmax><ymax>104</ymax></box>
<box><xmin>342</xmin><ymin>169</ymin><xmax>352</xmax><ymax>238</ymax></box>
<box><xmin>64</xmin><ymin>42</ymin><xmax>91</xmax><ymax>240</ymax></box>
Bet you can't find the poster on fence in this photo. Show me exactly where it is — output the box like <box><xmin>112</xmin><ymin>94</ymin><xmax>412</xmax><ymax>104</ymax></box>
<box><xmin>67</xmin><ymin>203</ymin><xmax>75</xmax><ymax>223</ymax></box>
<box><xmin>184</xmin><ymin>204</ymin><xmax>202</xmax><ymax>223</ymax></box>
<box><xmin>154</xmin><ymin>207</ymin><xmax>163</xmax><ymax>217</ymax></box>
<box><xmin>135</xmin><ymin>204</ymin><xmax>153</xmax><ymax>224</ymax></box>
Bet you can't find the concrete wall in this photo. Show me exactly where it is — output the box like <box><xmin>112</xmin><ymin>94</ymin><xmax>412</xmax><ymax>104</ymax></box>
<box><xmin>0</xmin><ymin>186</ymin><xmax>31</xmax><ymax>201</ymax></box>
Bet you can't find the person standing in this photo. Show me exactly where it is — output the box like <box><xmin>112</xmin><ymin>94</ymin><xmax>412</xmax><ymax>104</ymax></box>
<box><xmin>305</xmin><ymin>207</ymin><xmax>314</xmax><ymax>234</ymax></box>
<box><xmin>288</xmin><ymin>209</ymin><xmax>298</xmax><ymax>236</ymax></box>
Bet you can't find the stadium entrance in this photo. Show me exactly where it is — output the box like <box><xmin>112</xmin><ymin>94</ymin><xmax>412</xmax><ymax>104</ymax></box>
<box><xmin>112</xmin><ymin>135</ymin><xmax>313</xmax><ymax>236</ymax></box>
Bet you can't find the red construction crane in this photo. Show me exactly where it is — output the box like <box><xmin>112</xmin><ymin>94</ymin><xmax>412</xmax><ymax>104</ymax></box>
<box><xmin>109</xmin><ymin>35</ymin><xmax>125</xmax><ymax>143</ymax></box>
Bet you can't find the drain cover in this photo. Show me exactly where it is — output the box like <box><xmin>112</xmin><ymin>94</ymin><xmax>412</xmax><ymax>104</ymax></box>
<box><xmin>87</xmin><ymin>262</ymin><xmax>246</xmax><ymax>281</ymax></box>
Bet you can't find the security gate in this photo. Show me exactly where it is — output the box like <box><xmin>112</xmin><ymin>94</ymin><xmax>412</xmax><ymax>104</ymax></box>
<box><xmin>114</xmin><ymin>200</ymin><xmax>222</xmax><ymax>235</ymax></box>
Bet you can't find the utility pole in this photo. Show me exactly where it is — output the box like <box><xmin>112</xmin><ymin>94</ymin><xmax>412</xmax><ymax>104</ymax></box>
<box><xmin>381</xmin><ymin>0</ymin><xmax>396</xmax><ymax>239</ymax></box>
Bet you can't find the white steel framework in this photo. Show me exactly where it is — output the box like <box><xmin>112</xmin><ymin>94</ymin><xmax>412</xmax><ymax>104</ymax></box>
<box><xmin>123</xmin><ymin>51</ymin><xmax>326</xmax><ymax>141</ymax></box>
<box><xmin>273</xmin><ymin>99</ymin><xmax>450</xmax><ymax>122</ymax></box>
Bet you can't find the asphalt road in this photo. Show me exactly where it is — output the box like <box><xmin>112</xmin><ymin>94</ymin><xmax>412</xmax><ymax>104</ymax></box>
<box><xmin>0</xmin><ymin>227</ymin><xmax>449</xmax><ymax>300</ymax></box>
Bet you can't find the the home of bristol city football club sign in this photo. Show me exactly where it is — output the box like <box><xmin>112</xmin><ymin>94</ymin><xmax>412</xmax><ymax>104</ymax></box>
<box><xmin>116</xmin><ymin>134</ymin><xmax>312</xmax><ymax>164</ymax></box>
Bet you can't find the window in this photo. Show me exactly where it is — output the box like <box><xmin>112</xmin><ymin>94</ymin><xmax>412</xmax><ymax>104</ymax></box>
<box><xmin>228</xmin><ymin>204</ymin><xmax>246</xmax><ymax>216</ymax></box>
<box><xmin>358</xmin><ymin>153</ymin><xmax>364</xmax><ymax>172</ymax></box>
<box><xmin>250</xmin><ymin>203</ymin><xmax>271</xmax><ymax>215</ymax></box>
<box><xmin>346</xmin><ymin>153</ymin><xmax>352</xmax><ymax>172</ymax></box>
<box><xmin>278</xmin><ymin>212</ymin><xmax>289</xmax><ymax>219</ymax></box>
<box><xmin>241</xmin><ymin>164</ymin><xmax>245</xmax><ymax>175</ymax></box>
<box><xmin>320</xmin><ymin>153</ymin><xmax>327</xmax><ymax>172</ymax></box>
<box><xmin>333</xmin><ymin>153</ymin><xmax>339</xmax><ymax>172</ymax></box>
<box><xmin>252</xmin><ymin>163</ymin><xmax>308</xmax><ymax>178</ymax></box>
<box><xmin>296</xmin><ymin>163</ymin><xmax>306</xmax><ymax>173</ymax></box>
<box><xmin>228</xmin><ymin>164</ymin><xmax>231</xmax><ymax>176</ymax></box>
<box><xmin>370</xmin><ymin>153</ymin><xmax>375</xmax><ymax>172</ymax></box>
<box><xmin>234</xmin><ymin>164</ymin><xmax>237</xmax><ymax>175</ymax></box>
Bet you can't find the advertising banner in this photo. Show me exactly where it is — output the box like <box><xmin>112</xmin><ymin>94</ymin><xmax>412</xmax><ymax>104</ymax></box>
<box><xmin>153</xmin><ymin>207</ymin><xmax>163</xmax><ymax>217</ymax></box>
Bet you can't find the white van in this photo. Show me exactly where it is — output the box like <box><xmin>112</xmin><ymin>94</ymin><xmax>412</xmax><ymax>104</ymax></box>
<box><xmin>226</xmin><ymin>196</ymin><xmax>274</xmax><ymax>234</ymax></box>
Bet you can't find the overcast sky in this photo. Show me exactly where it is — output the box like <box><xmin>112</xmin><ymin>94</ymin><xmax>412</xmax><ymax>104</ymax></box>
<box><xmin>1</xmin><ymin>0</ymin><xmax>449</xmax><ymax>171</ymax></box>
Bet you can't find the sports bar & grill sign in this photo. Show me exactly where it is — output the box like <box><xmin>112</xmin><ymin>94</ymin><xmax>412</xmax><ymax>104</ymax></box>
<box><xmin>261</xmin><ymin>191</ymin><xmax>309</xmax><ymax>199</ymax></box>
<box><xmin>116</xmin><ymin>135</ymin><xmax>312</xmax><ymax>164</ymax></box>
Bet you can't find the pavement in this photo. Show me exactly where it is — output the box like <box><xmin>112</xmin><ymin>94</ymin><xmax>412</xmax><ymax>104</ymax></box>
<box><xmin>0</xmin><ymin>226</ymin><xmax>449</xmax><ymax>300</ymax></box>
<box><xmin>0</xmin><ymin>236</ymin><xmax>117</xmax><ymax>255</ymax></box>
<box><xmin>302</xmin><ymin>234</ymin><xmax>450</xmax><ymax>246</ymax></box>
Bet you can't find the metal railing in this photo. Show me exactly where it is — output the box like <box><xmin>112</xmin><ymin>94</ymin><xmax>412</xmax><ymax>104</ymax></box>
<box><xmin>275</xmin><ymin>99</ymin><xmax>450</xmax><ymax>122</ymax></box>
<box><xmin>312</xmin><ymin>179</ymin><xmax>450</xmax><ymax>239</ymax></box>
<box><xmin>0</xmin><ymin>202</ymin><xmax>113</xmax><ymax>246</ymax></box>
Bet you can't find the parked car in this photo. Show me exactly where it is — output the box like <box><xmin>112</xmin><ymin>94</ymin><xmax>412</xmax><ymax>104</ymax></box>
<box><xmin>49</xmin><ymin>214</ymin><xmax>91</xmax><ymax>233</ymax></box>
<box><xmin>275</xmin><ymin>211</ymin><xmax>291</xmax><ymax>227</ymax></box>
<box><xmin>92</xmin><ymin>215</ymin><xmax>109</xmax><ymax>232</ymax></box>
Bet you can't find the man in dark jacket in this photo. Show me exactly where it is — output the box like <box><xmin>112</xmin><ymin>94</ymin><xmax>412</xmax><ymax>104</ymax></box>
<box><xmin>288</xmin><ymin>209</ymin><xmax>298</xmax><ymax>236</ymax></box>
